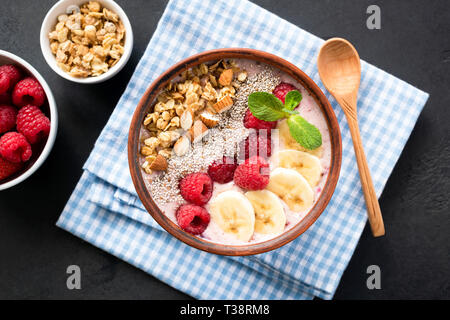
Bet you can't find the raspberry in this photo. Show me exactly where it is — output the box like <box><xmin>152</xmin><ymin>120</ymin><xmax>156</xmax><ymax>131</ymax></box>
<box><xmin>273</xmin><ymin>82</ymin><xmax>298</xmax><ymax>104</ymax></box>
<box><xmin>207</xmin><ymin>156</ymin><xmax>238</xmax><ymax>184</ymax></box>
<box><xmin>0</xmin><ymin>65</ymin><xmax>22</xmax><ymax>94</ymax></box>
<box><xmin>238</xmin><ymin>131</ymin><xmax>272</xmax><ymax>160</ymax></box>
<box><xmin>0</xmin><ymin>132</ymin><xmax>32</xmax><ymax>163</ymax></box>
<box><xmin>0</xmin><ymin>73</ymin><xmax>8</xmax><ymax>94</ymax></box>
<box><xmin>175</xmin><ymin>204</ymin><xmax>210</xmax><ymax>235</ymax></box>
<box><xmin>12</xmin><ymin>77</ymin><xmax>46</xmax><ymax>107</ymax></box>
<box><xmin>16</xmin><ymin>105</ymin><xmax>51</xmax><ymax>144</ymax></box>
<box><xmin>0</xmin><ymin>105</ymin><xmax>17</xmax><ymax>134</ymax></box>
<box><xmin>179</xmin><ymin>172</ymin><xmax>214</xmax><ymax>205</ymax></box>
<box><xmin>234</xmin><ymin>156</ymin><xmax>270</xmax><ymax>190</ymax></box>
<box><xmin>0</xmin><ymin>156</ymin><xmax>23</xmax><ymax>181</ymax></box>
<box><xmin>243</xmin><ymin>109</ymin><xmax>277</xmax><ymax>130</ymax></box>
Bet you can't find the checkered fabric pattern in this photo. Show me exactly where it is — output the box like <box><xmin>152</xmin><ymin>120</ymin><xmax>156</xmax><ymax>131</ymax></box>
<box><xmin>57</xmin><ymin>0</ymin><xmax>429</xmax><ymax>299</ymax></box>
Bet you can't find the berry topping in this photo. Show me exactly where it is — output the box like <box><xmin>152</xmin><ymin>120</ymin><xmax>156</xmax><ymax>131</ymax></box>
<box><xmin>243</xmin><ymin>108</ymin><xmax>277</xmax><ymax>130</ymax></box>
<box><xmin>0</xmin><ymin>105</ymin><xmax>17</xmax><ymax>134</ymax></box>
<box><xmin>175</xmin><ymin>204</ymin><xmax>211</xmax><ymax>235</ymax></box>
<box><xmin>0</xmin><ymin>65</ymin><xmax>22</xmax><ymax>94</ymax></box>
<box><xmin>179</xmin><ymin>172</ymin><xmax>214</xmax><ymax>206</ymax></box>
<box><xmin>0</xmin><ymin>74</ymin><xmax>9</xmax><ymax>95</ymax></box>
<box><xmin>234</xmin><ymin>156</ymin><xmax>270</xmax><ymax>190</ymax></box>
<box><xmin>272</xmin><ymin>82</ymin><xmax>298</xmax><ymax>104</ymax></box>
<box><xmin>12</xmin><ymin>77</ymin><xmax>46</xmax><ymax>107</ymax></box>
<box><xmin>0</xmin><ymin>132</ymin><xmax>32</xmax><ymax>163</ymax></box>
<box><xmin>0</xmin><ymin>156</ymin><xmax>23</xmax><ymax>181</ymax></box>
<box><xmin>207</xmin><ymin>156</ymin><xmax>238</xmax><ymax>184</ymax></box>
<box><xmin>16</xmin><ymin>105</ymin><xmax>51</xmax><ymax>144</ymax></box>
<box><xmin>238</xmin><ymin>131</ymin><xmax>272</xmax><ymax>160</ymax></box>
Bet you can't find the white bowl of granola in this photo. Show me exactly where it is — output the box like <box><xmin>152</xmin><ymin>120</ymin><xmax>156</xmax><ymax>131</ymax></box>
<box><xmin>40</xmin><ymin>0</ymin><xmax>133</xmax><ymax>84</ymax></box>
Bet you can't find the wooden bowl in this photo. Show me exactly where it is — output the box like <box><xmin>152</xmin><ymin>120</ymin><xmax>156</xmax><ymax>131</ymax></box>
<box><xmin>128</xmin><ymin>48</ymin><xmax>342</xmax><ymax>256</ymax></box>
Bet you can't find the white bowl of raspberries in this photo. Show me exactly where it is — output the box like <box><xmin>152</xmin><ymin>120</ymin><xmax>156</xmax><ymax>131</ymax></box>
<box><xmin>0</xmin><ymin>50</ymin><xmax>57</xmax><ymax>191</ymax></box>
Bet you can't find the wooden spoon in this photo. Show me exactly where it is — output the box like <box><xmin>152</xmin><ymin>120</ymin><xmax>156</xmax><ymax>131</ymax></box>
<box><xmin>317</xmin><ymin>38</ymin><xmax>385</xmax><ymax>237</ymax></box>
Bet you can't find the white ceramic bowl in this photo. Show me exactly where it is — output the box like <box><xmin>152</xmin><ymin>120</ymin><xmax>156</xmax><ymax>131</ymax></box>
<box><xmin>40</xmin><ymin>0</ymin><xmax>133</xmax><ymax>84</ymax></box>
<box><xmin>0</xmin><ymin>50</ymin><xmax>58</xmax><ymax>191</ymax></box>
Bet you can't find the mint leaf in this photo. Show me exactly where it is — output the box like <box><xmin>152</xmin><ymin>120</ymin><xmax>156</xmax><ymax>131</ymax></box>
<box><xmin>287</xmin><ymin>115</ymin><xmax>322</xmax><ymax>150</ymax></box>
<box><xmin>281</xmin><ymin>108</ymin><xmax>299</xmax><ymax>116</ymax></box>
<box><xmin>284</xmin><ymin>90</ymin><xmax>302</xmax><ymax>110</ymax></box>
<box><xmin>248</xmin><ymin>92</ymin><xmax>287</xmax><ymax>121</ymax></box>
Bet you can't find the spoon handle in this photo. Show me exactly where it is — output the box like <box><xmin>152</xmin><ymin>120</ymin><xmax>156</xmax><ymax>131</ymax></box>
<box><xmin>344</xmin><ymin>107</ymin><xmax>385</xmax><ymax>237</ymax></box>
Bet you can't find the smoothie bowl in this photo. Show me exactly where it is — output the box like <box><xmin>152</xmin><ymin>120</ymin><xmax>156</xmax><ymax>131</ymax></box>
<box><xmin>128</xmin><ymin>49</ymin><xmax>342</xmax><ymax>255</ymax></box>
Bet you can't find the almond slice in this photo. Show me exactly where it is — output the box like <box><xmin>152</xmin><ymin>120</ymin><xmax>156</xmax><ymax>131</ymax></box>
<box><xmin>218</xmin><ymin>69</ymin><xmax>233</xmax><ymax>86</ymax></box>
<box><xmin>199</xmin><ymin>111</ymin><xmax>220</xmax><ymax>128</ymax></box>
<box><xmin>149</xmin><ymin>154</ymin><xmax>168</xmax><ymax>171</ymax></box>
<box><xmin>188</xmin><ymin>120</ymin><xmax>209</xmax><ymax>143</ymax></box>
<box><xmin>212</xmin><ymin>95</ymin><xmax>233</xmax><ymax>113</ymax></box>
<box><xmin>237</xmin><ymin>71</ymin><xmax>247</xmax><ymax>82</ymax></box>
<box><xmin>173</xmin><ymin>135</ymin><xmax>190</xmax><ymax>157</ymax></box>
<box><xmin>180</xmin><ymin>107</ymin><xmax>194</xmax><ymax>130</ymax></box>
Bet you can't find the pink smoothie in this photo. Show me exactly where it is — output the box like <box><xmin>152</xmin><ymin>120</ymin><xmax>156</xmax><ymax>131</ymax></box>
<box><xmin>140</xmin><ymin>59</ymin><xmax>331</xmax><ymax>245</ymax></box>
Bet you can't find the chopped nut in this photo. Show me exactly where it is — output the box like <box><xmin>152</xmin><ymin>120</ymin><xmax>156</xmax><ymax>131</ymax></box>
<box><xmin>237</xmin><ymin>71</ymin><xmax>247</xmax><ymax>82</ymax></box>
<box><xmin>219</xmin><ymin>85</ymin><xmax>236</xmax><ymax>99</ymax></box>
<box><xmin>199</xmin><ymin>111</ymin><xmax>220</xmax><ymax>128</ymax></box>
<box><xmin>149</xmin><ymin>154</ymin><xmax>168</xmax><ymax>171</ymax></box>
<box><xmin>180</xmin><ymin>107</ymin><xmax>194</xmax><ymax>130</ymax></box>
<box><xmin>218</xmin><ymin>69</ymin><xmax>233</xmax><ymax>86</ymax></box>
<box><xmin>212</xmin><ymin>95</ymin><xmax>233</xmax><ymax>113</ymax></box>
<box><xmin>173</xmin><ymin>135</ymin><xmax>190</xmax><ymax>157</ymax></box>
<box><xmin>188</xmin><ymin>120</ymin><xmax>209</xmax><ymax>143</ymax></box>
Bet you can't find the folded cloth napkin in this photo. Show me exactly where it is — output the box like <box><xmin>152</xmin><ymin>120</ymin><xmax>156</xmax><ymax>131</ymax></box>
<box><xmin>57</xmin><ymin>0</ymin><xmax>429</xmax><ymax>299</ymax></box>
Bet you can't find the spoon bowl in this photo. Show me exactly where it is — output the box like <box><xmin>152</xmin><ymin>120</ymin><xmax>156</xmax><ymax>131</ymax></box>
<box><xmin>318</xmin><ymin>38</ymin><xmax>361</xmax><ymax>96</ymax></box>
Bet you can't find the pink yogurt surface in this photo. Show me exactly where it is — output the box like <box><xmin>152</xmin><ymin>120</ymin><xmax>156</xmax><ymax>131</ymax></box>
<box><xmin>142</xmin><ymin>59</ymin><xmax>332</xmax><ymax>245</ymax></box>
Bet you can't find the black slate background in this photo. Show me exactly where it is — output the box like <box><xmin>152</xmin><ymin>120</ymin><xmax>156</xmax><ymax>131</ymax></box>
<box><xmin>0</xmin><ymin>0</ymin><xmax>448</xmax><ymax>299</ymax></box>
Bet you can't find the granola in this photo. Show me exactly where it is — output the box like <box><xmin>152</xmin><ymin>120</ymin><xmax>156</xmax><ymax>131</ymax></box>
<box><xmin>48</xmin><ymin>1</ymin><xmax>126</xmax><ymax>78</ymax></box>
<box><xmin>139</xmin><ymin>60</ymin><xmax>246</xmax><ymax>171</ymax></box>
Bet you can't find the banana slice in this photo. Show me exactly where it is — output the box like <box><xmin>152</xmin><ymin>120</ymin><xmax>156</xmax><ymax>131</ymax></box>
<box><xmin>277</xmin><ymin>119</ymin><xmax>323</xmax><ymax>157</ymax></box>
<box><xmin>245</xmin><ymin>190</ymin><xmax>286</xmax><ymax>235</ymax></box>
<box><xmin>266</xmin><ymin>168</ymin><xmax>314</xmax><ymax>212</ymax></box>
<box><xmin>209</xmin><ymin>191</ymin><xmax>255</xmax><ymax>242</ymax></box>
<box><xmin>273</xmin><ymin>149</ymin><xmax>322</xmax><ymax>187</ymax></box>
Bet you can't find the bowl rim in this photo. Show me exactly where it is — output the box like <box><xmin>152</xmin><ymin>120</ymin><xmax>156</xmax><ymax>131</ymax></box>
<box><xmin>39</xmin><ymin>0</ymin><xmax>133</xmax><ymax>84</ymax></box>
<box><xmin>128</xmin><ymin>48</ymin><xmax>342</xmax><ymax>256</ymax></box>
<box><xmin>0</xmin><ymin>49</ymin><xmax>58</xmax><ymax>191</ymax></box>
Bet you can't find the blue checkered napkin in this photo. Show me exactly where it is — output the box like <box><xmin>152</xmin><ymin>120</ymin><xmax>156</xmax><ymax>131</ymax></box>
<box><xmin>57</xmin><ymin>0</ymin><xmax>429</xmax><ymax>299</ymax></box>
<box><xmin>59</xmin><ymin>171</ymin><xmax>313</xmax><ymax>300</ymax></box>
